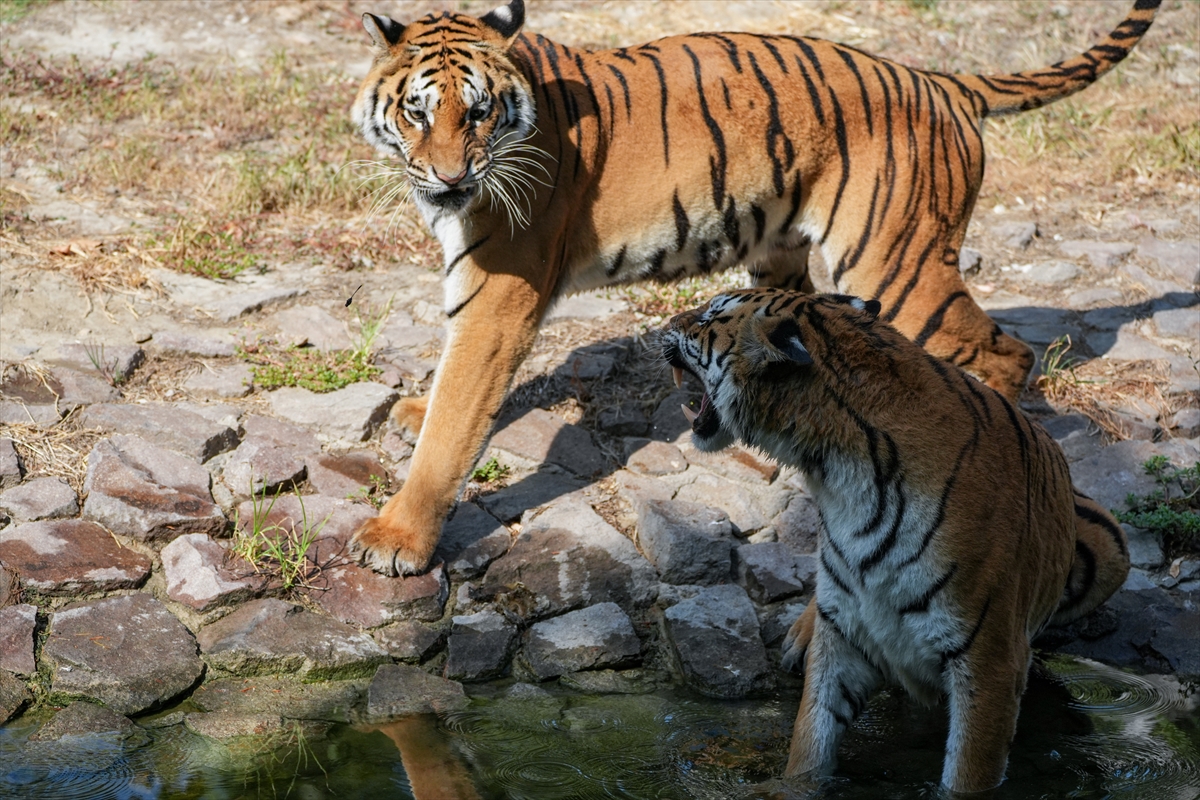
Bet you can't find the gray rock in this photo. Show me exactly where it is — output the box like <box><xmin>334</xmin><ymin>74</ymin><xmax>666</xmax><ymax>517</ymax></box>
<box><xmin>306</xmin><ymin>562</ymin><xmax>448</xmax><ymax>628</ymax></box>
<box><xmin>184</xmin><ymin>363</ymin><xmax>253</xmax><ymax>399</ymax></box>
<box><xmin>1124</xmin><ymin>525</ymin><xmax>1165</xmax><ymax>570</ymax></box>
<box><xmin>1081</xmin><ymin>305</ymin><xmax>1138</xmax><ymax>332</ymax></box>
<box><xmin>374</xmin><ymin>622</ymin><xmax>444</xmax><ymax>663</ymax></box>
<box><xmin>0</xmin><ymin>476</ymin><xmax>78</xmax><ymax>521</ymax></box>
<box><xmin>482</xmin><ymin>499</ymin><xmax>658</xmax><ymax>620</ymax></box>
<box><xmin>43</xmin><ymin>594</ymin><xmax>204</xmax><ymax>715</ymax></box>
<box><xmin>1137</xmin><ymin>236</ymin><xmax>1200</xmax><ymax>285</ymax></box>
<box><xmin>184</xmin><ymin>711</ymin><xmax>284</xmax><ymax>741</ymax></box>
<box><xmin>366</xmin><ymin>664</ymin><xmax>468</xmax><ymax>719</ymax></box>
<box><xmin>0</xmin><ymin>603</ymin><xmax>37</xmax><ymax>676</ymax></box>
<box><xmin>598</xmin><ymin>402</ymin><xmax>649</xmax><ymax>437</ymax></box>
<box><xmin>0</xmin><ymin>669</ymin><xmax>31</xmax><ymax>725</ymax></box>
<box><xmin>78</xmin><ymin>403</ymin><xmax>238</xmax><ymax>462</ymax></box>
<box><xmin>48</xmin><ymin>366</ymin><xmax>120</xmax><ymax>405</ymax></box>
<box><xmin>1066</xmin><ymin>287</ymin><xmax>1124</xmax><ymax>308</ymax></box>
<box><xmin>1040</xmin><ymin>414</ymin><xmax>1105</xmax><ymax>463</ymax></box>
<box><xmin>624</xmin><ymin>439</ymin><xmax>687</xmax><ymax>476</ymax></box>
<box><xmin>0</xmin><ymin>519</ymin><xmax>151</xmax><ymax>595</ymax></box>
<box><xmin>636</xmin><ymin>499</ymin><xmax>734</xmax><ymax>586</ymax></box>
<box><xmin>959</xmin><ymin>247</ymin><xmax>982</xmax><ymax>276</ymax></box>
<box><xmin>1058</xmin><ymin>240</ymin><xmax>1134</xmax><ymax>268</ymax></box>
<box><xmin>1152</xmin><ymin>307</ymin><xmax>1200</xmax><ymax>342</ymax></box>
<box><xmin>992</xmin><ymin>221</ymin><xmax>1037</xmax><ymax>249</ymax></box>
<box><xmin>197</xmin><ymin>598</ymin><xmax>389</xmax><ymax>681</ymax></box>
<box><xmin>241</xmin><ymin>414</ymin><xmax>321</xmax><ymax>453</ymax></box>
<box><xmin>1100</xmin><ymin>328</ymin><xmax>1177</xmax><ymax>362</ymax></box>
<box><xmin>761</xmin><ymin>599</ymin><xmax>812</xmax><ymax>647</ymax></box>
<box><xmin>209</xmin><ymin>286</ymin><xmax>302</xmax><ymax>323</ymax></box>
<box><xmin>662</xmin><ymin>584</ymin><xmax>774</xmax><ymax>698</ymax></box>
<box><xmin>683</xmin><ymin>445</ymin><xmax>780</xmax><ymax>484</ymax></box>
<box><xmin>378</xmin><ymin>323</ymin><xmax>442</xmax><ymax>353</ymax></box>
<box><xmin>29</xmin><ymin>701</ymin><xmax>138</xmax><ymax>741</ymax></box>
<box><xmin>45</xmin><ymin>343</ymin><xmax>144</xmax><ymax>382</ymax></box>
<box><xmin>271</xmin><ymin>305</ymin><xmax>352</xmax><ymax>351</ymax></box>
<box><xmin>521</xmin><ymin>602</ymin><xmax>641</xmax><ymax>681</ymax></box>
<box><xmin>559</xmin><ymin>668</ymin><xmax>661</xmax><ymax>695</ymax></box>
<box><xmin>444</xmin><ymin>608</ymin><xmax>518</xmax><ymax>681</ymax></box>
<box><xmin>267</xmin><ymin>383</ymin><xmax>398</xmax><ymax>445</ymax></box>
<box><xmin>675</xmin><ymin>472</ymin><xmax>787</xmax><ymax>533</ymax></box>
<box><xmin>221</xmin><ymin>436</ymin><xmax>307</xmax><ymax>499</ymax></box>
<box><xmin>436</xmin><ymin>502</ymin><xmax>511</xmax><ymax>579</ymax></box>
<box><xmin>735</xmin><ymin>542</ymin><xmax>808</xmax><ymax>603</ymax></box>
<box><xmin>173</xmin><ymin>400</ymin><xmax>243</xmax><ymax>430</ymax></box>
<box><xmin>1070</xmin><ymin>440</ymin><xmax>1190</xmax><ymax>513</ymax></box>
<box><xmin>307</xmin><ymin>451</ymin><xmax>388</xmax><ymax>498</ymax></box>
<box><xmin>546</xmin><ymin>292</ymin><xmax>627</xmax><ymax>320</ymax></box>
<box><xmin>83</xmin><ymin>435</ymin><xmax>225</xmax><ymax>543</ymax></box>
<box><xmin>0</xmin><ymin>401</ymin><xmax>61</xmax><ymax>426</ymax></box>
<box><xmin>161</xmin><ymin>534</ymin><xmax>267</xmax><ymax>612</ymax></box>
<box><xmin>490</xmin><ymin>408</ymin><xmax>606</xmax><ymax>477</ymax></box>
<box><xmin>1169</xmin><ymin>408</ymin><xmax>1200</xmax><ymax>438</ymax></box>
<box><xmin>231</xmin><ymin>494</ymin><xmax>375</xmax><ymax>569</ymax></box>
<box><xmin>191</xmin><ymin>676</ymin><xmax>368</xmax><ymax>723</ymax></box>
<box><xmin>151</xmin><ymin>329</ymin><xmax>238</xmax><ymax>357</ymax></box>
<box><xmin>549</xmin><ymin>345</ymin><xmax>621</xmax><ymax>381</ymax></box>
<box><xmin>0</xmin><ymin>439</ymin><xmax>23</xmax><ymax>489</ymax></box>
<box><xmin>1061</xmin><ymin>589</ymin><xmax>1200</xmax><ymax>675</ymax></box>
<box><xmin>774</xmin><ymin>494</ymin><xmax>822</xmax><ymax>555</ymax></box>
<box><xmin>1025</xmin><ymin>260</ymin><xmax>1080</xmax><ymax>284</ymax></box>
<box><xmin>475</xmin><ymin>469</ymin><xmax>584</xmax><ymax>523</ymax></box>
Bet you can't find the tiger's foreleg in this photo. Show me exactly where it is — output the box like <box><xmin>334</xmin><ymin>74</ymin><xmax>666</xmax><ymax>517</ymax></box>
<box><xmin>784</xmin><ymin>608</ymin><xmax>880</xmax><ymax>779</ymax></box>
<box><xmin>780</xmin><ymin>598</ymin><xmax>817</xmax><ymax>674</ymax></box>
<box><xmin>351</xmin><ymin>267</ymin><xmax>548</xmax><ymax>575</ymax></box>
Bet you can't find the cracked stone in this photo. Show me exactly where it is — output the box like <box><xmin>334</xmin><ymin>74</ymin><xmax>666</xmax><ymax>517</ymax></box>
<box><xmin>475</xmin><ymin>469</ymin><xmax>585</xmax><ymax>523</ymax></box>
<box><xmin>151</xmin><ymin>330</ymin><xmax>238</xmax><ymax>357</ymax></box>
<box><xmin>0</xmin><ymin>519</ymin><xmax>151</xmax><ymax>595</ymax></box>
<box><xmin>0</xmin><ymin>669</ymin><xmax>31</xmax><ymax>725</ymax></box>
<box><xmin>683</xmin><ymin>444</ymin><xmax>780</xmax><ymax>484</ymax></box>
<box><xmin>0</xmin><ymin>477</ymin><xmax>78</xmax><ymax>521</ymax></box>
<box><xmin>1137</xmin><ymin>236</ymin><xmax>1200</xmax><ymax>285</ymax></box>
<box><xmin>675</xmin><ymin>472</ymin><xmax>788</xmax><ymax>533</ymax></box>
<box><xmin>78</xmin><ymin>403</ymin><xmax>239</xmax><ymax>462</ymax></box>
<box><xmin>161</xmin><ymin>534</ymin><xmax>267</xmax><ymax>612</ymax></box>
<box><xmin>44</xmin><ymin>343</ymin><xmax>144</xmax><ymax>382</ymax></box>
<box><xmin>435</xmin><ymin>502</ymin><xmax>511</xmax><ymax>579</ymax></box>
<box><xmin>374</xmin><ymin>621</ymin><xmax>444</xmax><ymax>663</ymax></box>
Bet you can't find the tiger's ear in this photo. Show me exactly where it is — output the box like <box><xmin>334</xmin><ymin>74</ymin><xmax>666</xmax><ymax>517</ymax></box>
<box><xmin>765</xmin><ymin>317</ymin><xmax>813</xmax><ymax>366</ymax></box>
<box><xmin>362</xmin><ymin>13</ymin><xmax>404</xmax><ymax>52</ymax></box>
<box><xmin>850</xmin><ymin>296</ymin><xmax>882</xmax><ymax>319</ymax></box>
<box><xmin>479</xmin><ymin>0</ymin><xmax>525</xmax><ymax>45</ymax></box>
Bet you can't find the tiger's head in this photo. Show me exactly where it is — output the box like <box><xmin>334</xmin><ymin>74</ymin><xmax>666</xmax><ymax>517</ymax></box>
<box><xmin>352</xmin><ymin>0</ymin><xmax>537</xmax><ymax>219</ymax></box>
<box><xmin>661</xmin><ymin>290</ymin><xmax>885</xmax><ymax>461</ymax></box>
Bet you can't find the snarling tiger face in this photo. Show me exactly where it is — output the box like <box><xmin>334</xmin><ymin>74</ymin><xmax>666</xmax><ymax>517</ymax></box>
<box><xmin>351</xmin><ymin>3</ymin><xmax>537</xmax><ymax>217</ymax></box>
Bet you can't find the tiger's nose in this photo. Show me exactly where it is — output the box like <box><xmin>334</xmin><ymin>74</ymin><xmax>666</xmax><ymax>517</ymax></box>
<box><xmin>435</xmin><ymin>167</ymin><xmax>469</xmax><ymax>185</ymax></box>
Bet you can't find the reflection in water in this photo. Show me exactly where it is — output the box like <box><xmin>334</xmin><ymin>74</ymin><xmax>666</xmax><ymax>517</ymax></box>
<box><xmin>0</xmin><ymin>656</ymin><xmax>1196</xmax><ymax>799</ymax></box>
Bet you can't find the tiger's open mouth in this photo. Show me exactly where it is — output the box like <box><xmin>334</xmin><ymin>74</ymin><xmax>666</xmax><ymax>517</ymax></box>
<box><xmin>672</xmin><ymin>366</ymin><xmax>722</xmax><ymax>439</ymax></box>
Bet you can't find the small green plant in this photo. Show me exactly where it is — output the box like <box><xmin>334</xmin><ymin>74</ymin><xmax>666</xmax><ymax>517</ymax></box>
<box><xmin>350</xmin><ymin>294</ymin><xmax>394</xmax><ymax>359</ymax></box>
<box><xmin>347</xmin><ymin>473</ymin><xmax>389</xmax><ymax>509</ymax></box>
<box><xmin>82</xmin><ymin>342</ymin><xmax>126</xmax><ymax>386</ymax></box>
<box><xmin>1117</xmin><ymin>456</ymin><xmax>1200</xmax><ymax>554</ymax></box>
<box><xmin>231</xmin><ymin>485</ymin><xmax>331</xmax><ymax>591</ymax></box>
<box><xmin>238</xmin><ymin>343</ymin><xmax>379</xmax><ymax>393</ymax></box>
<box><xmin>470</xmin><ymin>457</ymin><xmax>510</xmax><ymax>485</ymax></box>
<box><xmin>1037</xmin><ymin>335</ymin><xmax>1088</xmax><ymax>393</ymax></box>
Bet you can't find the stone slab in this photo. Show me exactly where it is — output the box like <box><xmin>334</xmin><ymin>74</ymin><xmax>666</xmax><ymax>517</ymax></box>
<box><xmin>161</xmin><ymin>533</ymin><xmax>267</xmax><ymax>612</ymax></box>
<box><xmin>221</xmin><ymin>436</ymin><xmax>308</xmax><ymax>499</ymax></box>
<box><xmin>444</xmin><ymin>608</ymin><xmax>518</xmax><ymax>682</ymax></box>
<box><xmin>435</xmin><ymin>502</ymin><xmax>511</xmax><ymax>579</ymax></box>
<box><xmin>374</xmin><ymin>621</ymin><xmax>445</xmax><ymax>663</ymax></box>
<box><xmin>0</xmin><ymin>603</ymin><xmax>37</xmax><ymax>676</ymax></box>
<box><xmin>490</xmin><ymin>408</ymin><xmax>606</xmax><ymax>477</ymax></box>
<box><xmin>0</xmin><ymin>519</ymin><xmax>151</xmax><ymax>595</ymax></box>
<box><xmin>268</xmin><ymin>383</ymin><xmax>398</xmax><ymax>445</ymax></box>
<box><xmin>0</xmin><ymin>668</ymin><xmax>31</xmax><ymax>725</ymax></box>
<box><xmin>78</xmin><ymin>403</ymin><xmax>238</xmax><ymax>462</ymax></box>
<box><xmin>190</xmin><ymin>676</ymin><xmax>368</xmax><ymax>724</ymax></box>
<box><xmin>662</xmin><ymin>584</ymin><xmax>773</xmax><ymax>698</ymax></box>
<box><xmin>366</xmin><ymin>664</ymin><xmax>468</xmax><ymax>719</ymax></box>
<box><xmin>522</xmin><ymin>602</ymin><xmax>641</xmax><ymax>681</ymax></box>
<box><xmin>735</xmin><ymin>542</ymin><xmax>808</xmax><ymax>604</ymax></box>
<box><xmin>475</xmin><ymin>470</ymin><xmax>584</xmax><ymax>523</ymax></box>
<box><xmin>0</xmin><ymin>477</ymin><xmax>78</xmax><ymax>521</ymax></box>
<box><xmin>184</xmin><ymin>363</ymin><xmax>253</xmax><ymax>399</ymax></box>
<box><xmin>307</xmin><ymin>451</ymin><xmax>388</xmax><ymax>498</ymax></box>
<box><xmin>306</xmin><ymin>562</ymin><xmax>448</xmax><ymax>628</ymax></box>
<box><xmin>635</xmin><ymin>499</ymin><xmax>734</xmax><ymax>586</ymax></box>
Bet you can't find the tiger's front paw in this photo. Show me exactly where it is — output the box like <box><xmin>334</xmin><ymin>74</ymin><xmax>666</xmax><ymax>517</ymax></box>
<box><xmin>350</xmin><ymin>516</ymin><xmax>438</xmax><ymax>576</ymax></box>
<box><xmin>390</xmin><ymin>396</ymin><xmax>428</xmax><ymax>438</ymax></box>
<box><xmin>781</xmin><ymin>600</ymin><xmax>816</xmax><ymax>674</ymax></box>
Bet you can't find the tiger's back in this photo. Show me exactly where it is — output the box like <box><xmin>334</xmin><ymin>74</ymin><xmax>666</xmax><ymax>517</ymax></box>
<box><xmin>660</xmin><ymin>289</ymin><xmax>1129</xmax><ymax>793</ymax></box>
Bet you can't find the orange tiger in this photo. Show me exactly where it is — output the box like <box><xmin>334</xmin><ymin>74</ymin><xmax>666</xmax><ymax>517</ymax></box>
<box><xmin>660</xmin><ymin>289</ymin><xmax>1130</xmax><ymax>793</ymax></box>
<box><xmin>348</xmin><ymin>0</ymin><xmax>1160</xmax><ymax>575</ymax></box>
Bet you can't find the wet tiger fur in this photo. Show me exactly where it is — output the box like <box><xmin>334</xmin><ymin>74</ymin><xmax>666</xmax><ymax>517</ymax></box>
<box><xmin>348</xmin><ymin>0</ymin><xmax>1160</xmax><ymax>575</ymax></box>
<box><xmin>660</xmin><ymin>289</ymin><xmax>1130</xmax><ymax>793</ymax></box>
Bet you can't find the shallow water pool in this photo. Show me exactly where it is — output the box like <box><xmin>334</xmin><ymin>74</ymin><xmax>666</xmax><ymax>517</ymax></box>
<box><xmin>2</xmin><ymin>656</ymin><xmax>1197</xmax><ymax>799</ymax></box>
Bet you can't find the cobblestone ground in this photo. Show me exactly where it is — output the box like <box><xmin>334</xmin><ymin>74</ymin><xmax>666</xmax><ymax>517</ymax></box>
<box><xmin>0</xmin><ymin>0</ymin><xmax>1197</xmax><ymax>760</ymax></box>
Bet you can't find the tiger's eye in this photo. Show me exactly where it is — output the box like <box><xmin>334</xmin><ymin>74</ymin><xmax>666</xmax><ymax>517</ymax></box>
<box><xmin>468</xmin><ymin>105</ymin><xmax>488</xmax><ymax>122</ymax></box>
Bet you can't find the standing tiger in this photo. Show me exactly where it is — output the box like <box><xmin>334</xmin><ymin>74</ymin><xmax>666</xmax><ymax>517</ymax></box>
<box><xmin>660</xmin><ymin>289</ymin><xmax>1130</xmax><ymax>793</ymax></box>
<box><xmin>349</xmin><ymin>0</ymin><xmax>1160</xmax><ymax>575</ymax></box>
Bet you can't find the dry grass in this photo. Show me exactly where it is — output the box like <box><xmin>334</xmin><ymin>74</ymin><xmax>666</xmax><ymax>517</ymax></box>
<box><xmin>4</xmin><ymin>411</ymin><xmax>104</xmax><ymax>495</ymax></box>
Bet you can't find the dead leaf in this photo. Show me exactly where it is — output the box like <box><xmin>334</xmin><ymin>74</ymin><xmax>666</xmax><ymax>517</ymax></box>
<box><xmin>49</xmin><ymin>239</ymin><xmax>101</xmax><ymax>257</ymax></box>
<box><xmin>1169</xmin><ymin>556</ymin><xmax>1184</xmax><ymax>579</ymax></box>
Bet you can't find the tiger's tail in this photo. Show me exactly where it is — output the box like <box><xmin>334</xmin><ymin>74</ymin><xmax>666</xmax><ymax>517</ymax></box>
<box><xmin>963</xmin><ymin>0</ymin><xmax>1161</xmax><ymax>118</ymax></box>
<box><xmin>1050</xmin><ymin>490</ymin><xmax>1131</xmax><ymax>628</ymax></box>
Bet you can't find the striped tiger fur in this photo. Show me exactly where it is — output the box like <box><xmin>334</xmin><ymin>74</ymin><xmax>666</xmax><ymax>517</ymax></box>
<box><xmin>348</xmin><ymin>0</ymin><xmax>1160</xmax><ymax>576</ymax></box>
<box><xmin>660</xmin><ymin>289</ymin><xmax>1130</xmax><ymax>793</ymax></box>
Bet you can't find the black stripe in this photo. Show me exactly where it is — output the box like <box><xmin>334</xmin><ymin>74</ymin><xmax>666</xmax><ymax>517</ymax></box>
<box><xmin>751</xmin><ymin>204</ymin><xmax>767</xmax><ymax>244</ymax></box>
<box><xmin>446</xmin><ymin>281</ymin><xmax>485</xmax><ymax>319</ymax></box>
<box><xmin>902</xmin><ymin>438</ymin><xmax>973</xmax><ymax>566</ymax></box>
<box><xmin>860</xmin><ymin>486</ymin><xmax>907</xmax><ymax>574</ymax></box>
<box><xmin>832</xmin><ymin>173</ymin><xmax>881</xmax><ymax>283</ymax></box>
<box><xmin>820</xmin><ymin>91</ymin><xmax>850</xmax><ymax>245</ymax></box>
<box><xmin>704</xmin><ymin>33</ymin><xmax>742</xmax><ymax>73</ymax></box>
<box><xmin>940</xmin><ymin>596</ymin><xmax>991</xmax><ymax>669</ymax></box>
<box><xmin>605</xmin><ymin>63</ymin><xmax>633</xmax><ymax>120</ymax></box>
<box><xmin>1073</xmin><ymin>500</ymin><xmax>1129</xmax><ymax>559</ymax></box>
<box><xmin>747</xmin><ymin>50</ymin><xmax>793</xmax><ymax>196</ymax></box>
<box><xmin>791</xmin><ymin>53</ymin><xmax>826</xmax><ymax>126</ymax></box>
<box><xmin>778</xmin><ymin>172</ymin><xmax>804</xmax><ymax>236</ymax></box>
<box><xmin>682</xmin><ymin>44</ymin><xmax>728</xmax><ymax>210</ymax></box>
<box><xmin>914</xmin><ymin>291</ymin><xmax>970</xmax><ymax>347</ymax></box>
<box><xmin>722</xmin><ymin>199</ymin><xmax>740</xmax><ymax>250</ymax></box>
<box><xmin>672</xmin><ymin>192</ymin><xmax>690</xmax><ymax>251</ymax></box>
<box><xmin>605</xmin><ymin>245</ymin><xmax>627</xmax><ymax>278</ymax></box>
<box><xmin>899</xmin><ymin>563</ymin><xmax>958</xmax><ymax>614</ymax></box>
<box><xmin>835</xmin><ymin>48</ymin><xmax>874</xmax><ymax>137</ymax></box>
<box><xmin>1060</xmin><ymin>541</ymin><xmax>1098</xmax><ymax>610</ymax></box>
<box><xmin>445</xmin><ymin>234</ymin><xmax>491</xmax><ymax>276</ymax></box>
<box><xmin>648</xmin><ymin>248</ymin><xmax>667</xmax><ymax>277</ymax></box>
<box><xmin>641</xmin><ymin>49</ymin><xmax>671</xmax><ymax>166</ymax></box>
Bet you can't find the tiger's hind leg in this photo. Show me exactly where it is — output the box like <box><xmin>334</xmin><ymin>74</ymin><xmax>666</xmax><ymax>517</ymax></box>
<box><xmin>1050</xmin><ymin>490</ymin><xmax>1130</xmax><ymax>627</ymax></box>
<box><xmin>752</xmin><ymin>236</ymin><xmax>815</xmax><ymax>292</ymax></box>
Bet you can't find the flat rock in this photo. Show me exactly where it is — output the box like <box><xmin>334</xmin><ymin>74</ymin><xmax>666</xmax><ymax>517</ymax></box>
<box><xmin>374</xmin><ymin>621</ymin><xmax>444</xmax><ymax>663</ymax></box>
<box><xmin>366</xmin><ymin>664</ymin><xmax>468</xmax><ymax>719</ymax></box>
<box><xmin>0</xmin><ymin>401</ymin><xmax>62</xmax><ymax>426</ymax></box>
<box><xmin>0</xmin><ymin>668</ymin><xmax>31</xmax><ymax>725</ymax></box>
<box><xmin>78</xmin><ymin>403</ymin><xmax>238</xmax><ymax>462</ymax></box>
<box><xmin>624</xmin><ymin>439</ymin><xmax>686</xmax><ymax>476</ymax></box>
<box><xmin>662</xmin><ymin>584</ymin><xmax>773</xmax><ymax>698</ymax></box>
<box><xmin>1058</xmin><ymin>240</ymin><xmax>1134</xmax><ymax>268</ymax></box>
<box><xmin>0</xmin><ymin>603</ymin><xmax>37</xmax><ymax>676</ymax></box>
<box><xmin>49</xmin><ymin>365</ymin><xmax>120</xmax><ymax>405</ymax></box>
<box><xmin>490</xmin><ymin>408</ymin><xmax>606</xmax><ymax>477</ymax></box>
<box><xmin>761</xmin><ymin>599</ymin><xmax>812</xmax><ymax>647</ymax></box>
<box><xmin>992</xmin><ymin>221</ymin><xmax>1037</xmax><ymax>249</ymax></box>
<box><xmin>208</xmin><ymin>286</ymin><xmax>302</xmax><ymax>323</ymax></box>
<box><xmin>29</xmin><ymin>701</ymin><xmax>138</xmax><ymax>741</ymax></box>
<box><xmin>475</xmin><ymin>469</ymin><xmax>584</xmax><ymax>523</ymax></box>
<box><xmin>307</xmin><ymin>451</ymin><xmax>388</xmax><ymax>498</ymax></box>
<box><xmin>306</xmin><ymin>562</ymin><xmax>448</xmax><ymax>628</ymax></box>
<box><xmin>1152</xmin><ymin>306</ymin><xmax>1200</xmax><ymax>342</ymax></box>
<box><xmin>184</xmin><ymin>363</ymin><xmax>253</xmax><ymax>399</ymax></box>
<box><xmin>241</xmin><ymin>414</ymin><xmax>321</xmax><ymax>452</ymax></box>
<box><xmin>196</xmin><ymin>598</ymin><xmax>389</xmax><ymax>681</ymax></box>
<box><xmin>1070</xmin><ymin>439</ymin><xmax>1198</xmax><ymax>513</ymax></box>
<box><xmin>1023</xmin><ymin>260</ymin><xmax>1080</xmax><ymax>284</ymax></box>
<box><xmin>773</xmin><ymin>494</ymin><xmax>822</xmax><ymax>555</ymax></box>
<box><xmin>1137</xmin><ymin>236</ymin><xmax>1200</xmax><ymax>285</ymax></box>
<box><xmin>161</xmin><ymin>534</ymin><xmax>267</xmax><ymax>611</ymax></box>
<box><xmin>0</xmin><ymin>519</ymin><xmax>151</xmax><ymax>595</ymax></box>
<box><xmin>521</xmin><ymin>602</ymin><xmax>641</xmax><ymax>681</ymax></box>
<box><xmin>268</xmin><ymin>383</ymin><xmax>398</xmax><ymax>445</ymax></box>
<box><xmin>232</xmin><ymin>494</ymin><xmax>375</xmax><ymax>569</ymax></box>
<box><xmin>1060</xmin><ymin>589</ymin><xmax>1200</xmax><ymax>676</ymax></box>
<box><xmin>735</xmin><ymin>542</ymin><xmax>809</xmax><ymax>604</ymax></box>
<box><xmin>1124</xmin><ymin>524</ymin><xmax>1165</xmax><ymax>570</ymax></box>
<box><xmin>378</xmin><ymin>322</ymin><xmax>442</xmax><ymax>353</ymax></box>
<box><xmin>683</xmin><ymin>444</ymin><xmax>780</xmax><ymax>484</ymax></box>
<box><xmin>546</xmin><ymin>292</ymin><xmax>626</xmax><ymax>320</ymax></box>
<box><xmin>648</xmin><ymin>388</ymin><xmax>699</xmax><ymax>443</ymax></box>
<box><xmin>435</xmin><ymin>502</ymin><xmax>511</xmax><ymax>579</ymax></box>
<box><xmin>271</xmin><ymin>305</ymin><xmax>352</xmax><ymax>351</ymax></box>
<box><xmin>44</xmin><ymin>343</ymin><xmax>144</xmax><ymax>382</ymax></box>
<box><xmin>0</xmin><ymin>476</ymin><xmax>78</xmax><ymax>521</ymax></box>
<box><xmin>444</xmin><ymin>608</ymin><xmax>518</xmax><ymax>682</ymax></box>
<box><xmin>221</xmin><ymin>436</ymin><xmax>307</xmax><ymax>499</ymax></box>
<box><xmin>482</xmin><ymin>499</ymin><xmax>658</xmax><ymax>621</ymax></box>
<box><xmin>191</xmin><ymin>675</ymin><xmax>368</xmax><ymax>723</ymax></box>
<box><xmin>43</xmin><ymin>594</ymin><xmax>204</xmax><ymax>715</ymax></box>
<box><xmin>151</xmin><ymin>329</ymin><xmax>238</xmax><ymax>357</ymax></box>
<box><xmin>675</xmin><ymin>472</ymin><xmax>788</xmax><ymax>533</ymax></box>
<box><xmin>0</xmin><ymin>439</ymin><xmax>24</xmax><ymax>489</ymax></box>
<box><xmin>598</xmin><ymin>402</ymin><xmax>648</xmax><ymax>437</ymax></box>
<box><xmin>1169</xmin><ymin>408</ymin><xmax>1200</xmax><ymax>438</ymax></box>
<box><xmin>635</xmin><ymin>499</ymin><xmax>734</xmax><ymax>586</ymax></box>
<box><xmin>184</xmin><ymin>711</ymin><xmax>283</xmax><ymax>740</ymax></box>
<box><xmin>83</xmin><ymin>434</ymin><xmax>225</xmax><ymax>543</ymax></box>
